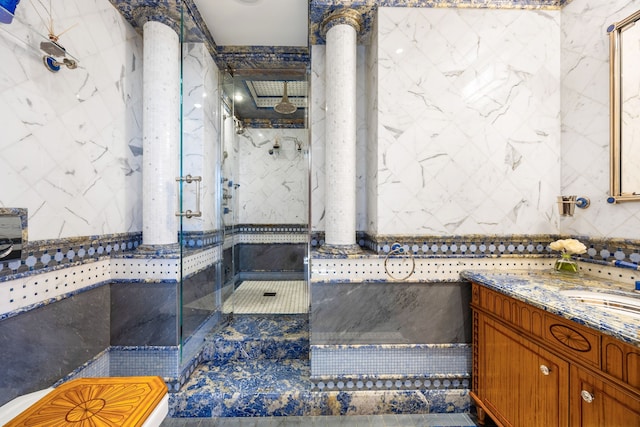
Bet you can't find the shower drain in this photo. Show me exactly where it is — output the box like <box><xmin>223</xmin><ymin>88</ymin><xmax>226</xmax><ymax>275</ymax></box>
<box><xmin>263</xmin><ymin>292</ymin><xmax>277</xmax><ymax>297</ymax></box>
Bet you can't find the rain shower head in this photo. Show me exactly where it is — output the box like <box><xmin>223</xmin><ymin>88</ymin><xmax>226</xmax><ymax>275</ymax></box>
<box><xmin>274</xmin><ymin>81</ymin><xmax>297</xmax><ymax>115</ymax></box>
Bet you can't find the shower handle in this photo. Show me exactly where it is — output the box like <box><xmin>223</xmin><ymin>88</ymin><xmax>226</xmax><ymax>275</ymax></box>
<box><xmin>175</xmin><ymin>175</ymin><xmax>203</xmax><ymax>219</ymax></box>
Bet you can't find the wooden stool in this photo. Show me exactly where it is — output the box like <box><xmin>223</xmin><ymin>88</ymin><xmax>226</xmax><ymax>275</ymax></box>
<box><xmin>5</xmin><ymin>376</ymin><xmax>168</xmax><ymax>426</ymax></box>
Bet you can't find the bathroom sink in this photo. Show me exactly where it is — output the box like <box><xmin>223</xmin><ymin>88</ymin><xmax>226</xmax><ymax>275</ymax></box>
<box><xmin>560</xmin><ymin>290</ymin><xmax>640</xmax><ymax>320</ymax></box>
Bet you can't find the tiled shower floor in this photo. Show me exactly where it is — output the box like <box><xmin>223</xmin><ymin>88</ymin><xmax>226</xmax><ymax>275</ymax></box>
<box><xmin>223</xmin><ymin>281</ymin><xmax>309</xmax><ymax>314</ymax></box>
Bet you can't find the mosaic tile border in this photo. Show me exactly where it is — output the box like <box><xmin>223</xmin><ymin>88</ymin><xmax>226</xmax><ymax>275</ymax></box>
<box><xmin>0</xmin><ymin>247</ymin><xmax>223</xmax><ymax>318</ymax></box>
<box><xmin>237</xmin><ymin>224</ymin><xmax>308</xmax><ymax>234</ymax></box>
<box><xmin>57</xmin><ymin>345</ymin><xmax>183</xmax><ymax>391</ymax></box>
<box><xmin>311</xmin><ymin>233</ymin><xmax>640</xmax><ymax>267</ymax></box>
<box><xmin>180</xmin><ymin>230</ymin><xmax>223</xmax><ymax>249</ymax></box>
<box><xmin>0</xmin><ymin>230</ymin><xmax>228</xmax><ymax>281</ymax></box>
<box><xmin>232</xmin><ymin>224</ymin><xmax>309</xmax><ymax>244</ymax></box>
<box><xmin>310</xmin><ymin>342</ymin><xmax>471</xmax><ymax>392</ymax></box>
<box><xmin>0</xmin><ymin>232</ymin><xmax>142</xmax><ymax>279</ymax></box>
<box><xmin>310</xmin><ymin>343</ymin><xmax>471</xmax><ymax>378</ymax></box>
<box><xmin>310</xmin><ymin>375</ymin><xmax>471</xmax><ymax>392</ymax></box>
<box><xmin>311</xmin><ymin>256</ymin><xmax>640</xmax><ymax>285</ymax></box>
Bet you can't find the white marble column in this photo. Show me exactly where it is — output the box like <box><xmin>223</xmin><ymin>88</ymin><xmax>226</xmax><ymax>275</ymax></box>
<box><xmin>139</xmin><ymin>19</ymin><xmax>181</xmax><ymax>250</ymax></box>
<box><xmin>321</xmin><ymin>9</ymin><xmax>362</xmax><ymax>253</ymax></box>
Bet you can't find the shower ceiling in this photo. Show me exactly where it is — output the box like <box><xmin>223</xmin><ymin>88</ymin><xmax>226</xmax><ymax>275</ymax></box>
<box><xmin>192</xmin><ymin>0</ymin><xmax>309</xmax><ymax>122</ymax></box>
<box><xmin>233</xmin><ymin>79</ymin><xmax>307</xmax><ymax>121</ymax></box>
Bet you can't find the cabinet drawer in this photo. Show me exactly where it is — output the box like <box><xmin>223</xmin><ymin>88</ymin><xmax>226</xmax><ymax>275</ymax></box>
<box><xmin>472</xmin><ymin>283</ymin><xmax>601</xmax><ymax>368</ymax></box>
<box><xmin>473</xmin><ymin>283</ymin><xmax>545</xmax><ymax>339</ymax></box>
<box><xmin>543</xmin><ymin>314</ymin><xmax>600</xmax><ymax>368</ymax></box>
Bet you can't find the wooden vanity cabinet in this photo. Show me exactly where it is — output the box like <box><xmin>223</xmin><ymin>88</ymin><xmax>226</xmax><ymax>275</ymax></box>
<box><xmin>471</xmin><ymin>283</ymin><xmax>640</xmax><ymax>427</ymax></box>
<box><xmin>478</xmin><ymin>315</ymin><xmax>569</xmax><ymax>426</ymax></box>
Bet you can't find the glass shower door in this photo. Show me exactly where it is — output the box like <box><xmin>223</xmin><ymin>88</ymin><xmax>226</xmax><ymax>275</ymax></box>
<box><xmin>177</xmin><ymin>5</ymin><xmax>224</xmax><ymax>366</ymax></box>
<box><xmin>220</xmin><ymin>71</ymin><xmax>237</xmax><ymax>315</ymax></box>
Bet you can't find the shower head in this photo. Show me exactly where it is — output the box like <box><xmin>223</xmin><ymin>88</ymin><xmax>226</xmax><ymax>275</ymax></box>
<box><xmin>274</xmin><ymin>81</ymin><xmax>297</xmax><ymax>115</ymax></box>
<box><xmin>40</xmin><ymin>39</ymin><xmax>67</xmax><ymax>57</ymax></box>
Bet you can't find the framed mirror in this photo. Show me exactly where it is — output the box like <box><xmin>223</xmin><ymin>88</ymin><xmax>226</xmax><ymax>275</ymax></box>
<box><xmin>608</xmin><ymin>10</ymin><xmax>640</xmax><ymax>203</ymax></box>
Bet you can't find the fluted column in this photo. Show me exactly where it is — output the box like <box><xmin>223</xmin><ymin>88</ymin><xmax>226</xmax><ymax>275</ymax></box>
<box><xmin>136</xmin><ymin>11</ymin><xmax>181</xmax><ymax>252</ymax></box>
<box><xmin>320</xmin><ymin>9</ymin><xmax>362</xmax><ymax>254</ymax></box>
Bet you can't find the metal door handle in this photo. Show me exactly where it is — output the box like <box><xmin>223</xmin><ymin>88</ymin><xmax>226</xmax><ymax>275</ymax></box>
<box><xmin>175</xmin><ymin>175</ymin><xmax>202</xmax><ymax>218</ymax></box>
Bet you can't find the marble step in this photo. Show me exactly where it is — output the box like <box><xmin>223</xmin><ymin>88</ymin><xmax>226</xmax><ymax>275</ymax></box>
<box><xmin>169</xmin><ymin>358</ymin><xmax>442</xmax><ymax>418</ymax></box>
<box><xmin>202</xmin><ymin>314</ymin><xmax>309</xmax><ymax>364</ymax></box>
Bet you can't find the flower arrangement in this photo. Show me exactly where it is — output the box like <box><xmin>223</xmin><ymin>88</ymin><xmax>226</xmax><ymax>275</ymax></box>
<box><xmin>549</xmin><ymin>238</ymin><xmax>586</xmax><ymax>274</ymax></box>
<box><xmin>549</xmin><ymin>238</ymin><xmax>587</xmax><ymax>255</ymax></box>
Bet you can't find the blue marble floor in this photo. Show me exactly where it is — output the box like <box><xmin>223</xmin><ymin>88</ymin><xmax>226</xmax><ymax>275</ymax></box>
<box><xmin>168</xmin><ymin>314</ymin><xmax>472</xmax><ymax>420</ymax></box>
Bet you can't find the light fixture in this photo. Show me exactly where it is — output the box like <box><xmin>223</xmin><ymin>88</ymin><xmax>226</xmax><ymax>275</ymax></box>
<box><xmin>274</xmin><ymin>81</ymin><xmax>297</xmax><ymax>115</ymax></box>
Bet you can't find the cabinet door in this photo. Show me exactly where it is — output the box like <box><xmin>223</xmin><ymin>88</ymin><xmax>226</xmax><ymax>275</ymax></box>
<box><xmin>570</xmin><ymin>365</ymin><xmax>640</xmax><ymax>427</ymax></box>
<box><xmin>479</xmin><ymin>314</ymin><xmax>569</xmax><ymax>427</ymax></box>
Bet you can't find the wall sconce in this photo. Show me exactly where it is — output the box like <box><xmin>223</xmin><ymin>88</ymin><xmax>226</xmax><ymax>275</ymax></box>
<box><xmin>557</xmin><ymin>196</ymin><xmax>590</xmax><ymax>217</ymax></box>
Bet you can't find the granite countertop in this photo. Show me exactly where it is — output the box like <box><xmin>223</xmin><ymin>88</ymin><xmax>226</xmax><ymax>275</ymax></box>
<box><xmin>460</xmin><ymin>269</ymin><xmax>640</xmax><ymax>348</ymax></box>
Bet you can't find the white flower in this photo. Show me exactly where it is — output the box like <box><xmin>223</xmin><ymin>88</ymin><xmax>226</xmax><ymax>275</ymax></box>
<box><xmin>549</xmin><ymin>238</ymin><xmax>587</xmax><ymax>255</ymax></box>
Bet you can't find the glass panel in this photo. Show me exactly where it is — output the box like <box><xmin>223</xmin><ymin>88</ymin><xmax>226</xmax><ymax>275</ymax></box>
<box><xmin>178</xmin><ymin>4</ymin><xmax>225</xmax><ymax>365</ymax></box>
<box><xmin>221</xmin><ymin>71</ymin><xmax>237</xmax><ymax>315</ymax></box>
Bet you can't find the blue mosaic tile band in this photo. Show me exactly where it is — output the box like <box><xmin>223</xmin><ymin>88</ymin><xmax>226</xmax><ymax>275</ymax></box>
<box><xmin>0</xmin><ymin>229</ymin><xmax>226</xmax><ymax>281</ymax></box>
<box><xmin>58</xmin><ymin>346</ymin><xmax>182</xmax><ymax>390</ymax></box>
<box><xmin>310</xmin><ymin>375</ymin><xmax>470</xmax><ymax>392</ymax></box>
<box><xmin>238</xmin><ymin>224</ymin><xmax>308</xmax><ymax>234</ymax></box>
<box><xmin>310</xmin><ymin>233</ymin><xmax>640</xmax><ymax>266</ymax></box>
<box><xmin>180</xmin><ymin>229</ymin><xmax>223</xmax><ymax>248</ymax></box>
<box><xmin>240</xmin><ymin>118</ymin><xmax>306</xmax><ymax>129</ymax></box>
<box><xmin>0</xmin><ymin>232</ymin><xmax>142</xmax><ymax>280</ymax></box>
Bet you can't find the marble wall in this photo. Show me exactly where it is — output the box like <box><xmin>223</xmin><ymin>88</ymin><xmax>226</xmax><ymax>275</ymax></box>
<box><xmin>311</xmin><ymin>281</ymin><xmax>471</xmax><ymax>345</ymax></box>
<box><xmin>0</xmin><ymin>0</ymin><xmax>143</xmax><ymax>240</ymax></box>
<box><xmin>313</xmin><ymin>8</ymin><xmax>562</xmax><ymax>236</ymax></box>
<box><xmin>0</xmin><ymin>286</ymin><xmax>110</xmax><ymax>406</ymax></box>
<box><xmin>237</xmin><ymin>128</ymin><xmax>308</xmax><ymax>225</ymax></box>
<box><xmin>377</xmin><ymin>7</ymin><xmax>561</xmax><ymax>236</ymax></box>
<box><xmin>560</xmin><ymin>0</ymin><xmax>640</xmax><ymax>239</ymax></box>
<box><xmin>310</xmin><ymin>2</ymin><xmax>640</xmax><ymax>240</ymax></box>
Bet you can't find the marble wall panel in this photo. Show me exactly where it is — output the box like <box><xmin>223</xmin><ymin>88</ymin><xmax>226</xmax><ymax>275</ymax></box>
<box><xmin>313</xmin><ymin>8</ymin><xmax>561</xmax><ymax>236</ymax></box>
<box><xmin>236</xmin><ymin>128</ymin><xmax>308</xmax><ymax>225</ymax></box>
<box><xmin>237</xmin><ymin>243</ymin><xmax>306</xmax><ymax>273</ymax></box>
<box><xmin>0</xmin><ymin>0</ymin><xmax>143</xmax><ymax>241</ymax></box>
<box><xmin>0</xmin><ymin>286</ymin><xmax>110</xmax><ymax>406</ymax></box>
<box><xmin>110</xmin><ymin>282</ymin><xmax>178</xmax><ymax>346</ymax></box>
<box><xmin>374</xmin><ymin>8</ymin><xmax>561</xmax><ymax>235</ymax></box>
<box><xmin>311</xmin><ymin>282</ymin><xmax>471</xmax><ymax>345</ymax></box>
